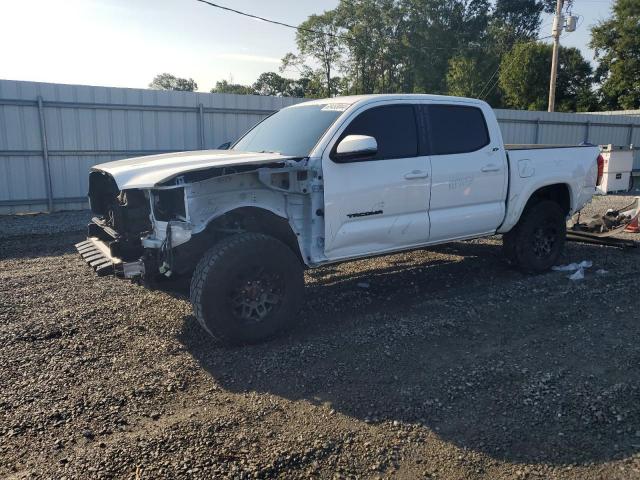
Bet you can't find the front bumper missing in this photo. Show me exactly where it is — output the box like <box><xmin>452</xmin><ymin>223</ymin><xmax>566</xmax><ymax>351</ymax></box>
<box><xmin>75</xmin><ymin>236</ymin><xmax>145</xmax><ymax>278</ymax></box>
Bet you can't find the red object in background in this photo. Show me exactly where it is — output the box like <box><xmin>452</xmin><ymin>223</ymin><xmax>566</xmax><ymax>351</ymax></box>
<box><xmin>625</xmin><ymin>215</ymin><xmax>640</xmax><ymax>233</ymax></box>
<box><xmin>596</xmin><ymin>154</ymin><xmax>604</xmax><ymax>186</ymax></box>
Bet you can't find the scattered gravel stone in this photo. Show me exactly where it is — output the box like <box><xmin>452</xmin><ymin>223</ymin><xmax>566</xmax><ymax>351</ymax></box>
<box><xmin>0</xmin><ymin>210</ymin><xmax>90</xmax><ymax>239</ymax></box>
<box><xmin>1</xmin><ymin>194</ymin><xmax>640</xmax><ymax>478</ymax></box>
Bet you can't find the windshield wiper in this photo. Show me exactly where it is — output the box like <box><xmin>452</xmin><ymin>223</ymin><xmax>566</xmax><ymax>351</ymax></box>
<box><xmin>257</xmin><ymin>150</ymin><xmax>281</xmax><ymax>154</ymax></box>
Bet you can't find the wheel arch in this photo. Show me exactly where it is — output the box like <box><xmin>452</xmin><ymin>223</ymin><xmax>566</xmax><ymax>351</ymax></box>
<box><xmin>522</xmin><ymin>183</ymin><xmax>572</xmax><ymax>216</ymax></box>
<box><xmin>499</xmin><ymin>182</ymin><xmax>573</xmax><ymax>233</ymax></box>
<box><xmin>202</xmin><ymin>206</ymin><xmax>306</xmax><ymax>265</ymax></box>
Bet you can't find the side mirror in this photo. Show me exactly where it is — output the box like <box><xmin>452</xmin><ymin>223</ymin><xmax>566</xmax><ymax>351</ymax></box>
<box><xmin>334</xmin><ymin>135</ymin><xmax>377</xmax><ymax>162</ymax></box>
<box><xmin>217</xmin><ymin>141</ymin><xmax>231</xmax><ymax>150</ymax></box>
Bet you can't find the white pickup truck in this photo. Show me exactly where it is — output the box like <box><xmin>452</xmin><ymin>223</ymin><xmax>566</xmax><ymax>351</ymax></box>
<box><xmin>77</xmin><ymin>94</ymin><xmax>601</xmax><ymax>344</ymax></box>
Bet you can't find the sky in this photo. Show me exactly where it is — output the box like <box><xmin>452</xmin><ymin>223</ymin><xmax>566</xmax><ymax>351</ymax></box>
<box><xmin>0</xmin><ymin>0</ymin><xmax>615</xmax><ymax>92</ymax></box>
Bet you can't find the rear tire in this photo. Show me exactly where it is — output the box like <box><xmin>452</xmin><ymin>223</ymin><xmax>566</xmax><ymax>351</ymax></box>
<box><xmin>190</xmin><ymin>233</ymin><xmax>304</xmax><ymax>345</ymax></box>
<box><xmin>502</xmin><ymin>200</ymin><xmax>566</xmax><ymax>273</ymax></box>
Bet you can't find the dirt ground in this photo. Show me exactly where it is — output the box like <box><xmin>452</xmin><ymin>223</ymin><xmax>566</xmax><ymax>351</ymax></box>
<box><xmin>1</xmin><ymin>194</ymin><xmax>640</xmax><ymax>479</ymax></box>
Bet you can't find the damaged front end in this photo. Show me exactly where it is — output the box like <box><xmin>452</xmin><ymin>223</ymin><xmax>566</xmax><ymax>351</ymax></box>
<box><xmin>76</xmin><ymin>171</ymin><xmax>154</xmax><ymax>278</ymax></box>
<box><xmin>78</xmin><ymin>175</ymin><xmax>195</xmax><ymax>280</ymax></box>
<box><xmin>76</xmin><ymin>150</ymin><xmax>315</xmax><ymax>281</ymax></box>
<box><xmin>77</xmin><ymin>170</ymin><xmax>197</xmax><ymax>280</ymax></box>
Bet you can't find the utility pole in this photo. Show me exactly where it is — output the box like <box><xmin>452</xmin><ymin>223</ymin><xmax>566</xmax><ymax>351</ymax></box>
<box><xmin>547</xmin><ymin>0</ymin><xmax>564</xmax><ymax>112</ymax></box>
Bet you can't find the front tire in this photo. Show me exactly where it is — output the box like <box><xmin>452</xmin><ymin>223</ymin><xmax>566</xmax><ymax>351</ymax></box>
<box><xmin>503</xmin><ymin>200</ymin><xmax>566</xmax><ymax>273</ymax></box>
<box><xmin>190</xmin><ymin>233</ymin><xmax>304</xmax><ymax>345</ymax></box>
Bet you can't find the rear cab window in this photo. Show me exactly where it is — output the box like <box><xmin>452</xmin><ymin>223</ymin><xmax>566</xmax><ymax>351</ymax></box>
<box><xmin>424</xmin><ymin>105</ymin><xmax>490</xmax><ymax>155</ymax></box>
<box><xmin>333</xmin><ymin>104</ymin><xmax>418</xmax><ymax>161</ymax></box>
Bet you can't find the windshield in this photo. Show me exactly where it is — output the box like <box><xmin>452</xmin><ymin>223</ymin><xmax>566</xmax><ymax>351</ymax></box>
<box><xmin>232</xmin><ymin>104</ymin><xmax>344</xmax><ymax>157</ymax></box>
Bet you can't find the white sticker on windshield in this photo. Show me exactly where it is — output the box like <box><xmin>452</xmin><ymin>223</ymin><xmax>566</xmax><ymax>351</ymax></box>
<box><xmin>321</xmin><ymin>103</ymin><xmax>350</xmax><ymax>112</ymax></box>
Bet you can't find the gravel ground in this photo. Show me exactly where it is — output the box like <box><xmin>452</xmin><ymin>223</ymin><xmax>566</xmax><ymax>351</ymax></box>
<box><xmin>0</xmin><ymin>211</ymin><xmax>90</xmax><ymax>239</ymax></box>
<box><xmin>1</xmin><ymin>194</ymin><xmax>640</xmax><ymax>479</ymax></box>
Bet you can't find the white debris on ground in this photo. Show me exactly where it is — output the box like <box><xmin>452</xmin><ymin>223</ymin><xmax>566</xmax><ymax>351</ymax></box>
<box><xmin>568</xmin><ymin>269</ymin><xmax>585</xmax><ymax>281</ymax></box>
<box><xmin>552</xmin><ymin>260</ymin><xmax>593</xmax><ymax>272</ymax></box>
<box><xmin>552</xmin><ymin>260</ymin><xmax>593</xmax><ymax>281</ymax></box>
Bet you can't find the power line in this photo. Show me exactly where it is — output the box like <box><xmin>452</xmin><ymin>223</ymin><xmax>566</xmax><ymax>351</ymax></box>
<box><xmin>194</xmin><ymin>0</ymin><xmax>347</xmax><ymax>39</ymax></box>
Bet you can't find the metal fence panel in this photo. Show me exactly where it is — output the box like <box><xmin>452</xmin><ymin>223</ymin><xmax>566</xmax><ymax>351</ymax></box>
<box><xmin>494</xmin><ymin>108</ymin><xmax>640</xmax><ymax>170</ymax></box>
<box><xmin>1</xmin><ymin>79</ymin><xmax>639</xmax><ymax>214</ymax></box>
<box><xmin>0</xmin><ymin>80</ymin><xmax>304</xmax><ymax>214</ymax></box>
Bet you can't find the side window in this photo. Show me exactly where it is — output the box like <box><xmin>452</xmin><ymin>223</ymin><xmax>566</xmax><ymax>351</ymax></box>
<box><xmin>426</xmin><ymin>105</ymin><xmax>490</xmax><ymax>155</ymax></box>
<box><xmin>336</xmin><ymin>105</ymin><xmax>418</xmax><ymax>160</ymax></box>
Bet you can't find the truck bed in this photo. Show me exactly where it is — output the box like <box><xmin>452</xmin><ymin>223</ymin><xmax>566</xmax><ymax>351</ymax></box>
<box><xmin>498</xmin><ymin>144</ymin><xmax>600</xmax><ymax>233</ymax></box>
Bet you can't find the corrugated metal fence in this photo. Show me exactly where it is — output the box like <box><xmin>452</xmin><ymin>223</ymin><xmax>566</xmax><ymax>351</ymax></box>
<box><xmin>495</xmin><ymin>108</ymin><xmax>640</xmax><ymax>158</ymax></box>
<box><xmin>1</xmin><ymin>79</ymin><xmax>639</xmax><ymax>215</ymax></box>
<box><xmin>0</xmin><ymin>80</ymin><xmax>303</xmax><ymax>214</ymax></box>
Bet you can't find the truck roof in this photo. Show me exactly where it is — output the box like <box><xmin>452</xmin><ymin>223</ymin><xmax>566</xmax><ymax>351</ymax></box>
<box><xmin>291</xmin><ymin>93</ymin><xmax>487</xmax><ymax>108</ymax></box>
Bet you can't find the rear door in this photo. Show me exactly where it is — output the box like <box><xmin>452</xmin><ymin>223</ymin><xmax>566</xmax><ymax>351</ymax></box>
<box><xmin>423</xmin><ymin>103</ymin><xmax>508</xmax><ymax>242</ymax></box>
<box><xmin>322</xmin><ymin>103</ymin><xmax>431</xmax><ymax>260</ymax></box>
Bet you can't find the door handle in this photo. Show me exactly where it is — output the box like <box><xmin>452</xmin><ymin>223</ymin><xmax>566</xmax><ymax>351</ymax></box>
<box><xmin>404</xmin><ymin>170</ymin><xmax>429</xmax><ymax>179</ymax></box>
<box><xmin>481</xmin><ymin>164</ymin><xmax>501</xmax><ymax>173</ymax></box>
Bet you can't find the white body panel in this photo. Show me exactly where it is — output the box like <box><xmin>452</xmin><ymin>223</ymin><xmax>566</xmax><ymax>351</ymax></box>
<box><xmin>322</xmin><ymin>156</ymin><xmax>431</xmax><ymax>259</ymax></box>
<box><xmin>498</xmin><ymin>146</ymin><xmax>599</xmax><ymax>233</ymax></box>
<box><xmin>92</xmin><ymin>150</ymin><xmax>297</xmax><ymax>189</ymax></box>
<box><xmin>598</xmin><ymin>171</ymin><xmax>632</xmax><ymax>194</ymax></box>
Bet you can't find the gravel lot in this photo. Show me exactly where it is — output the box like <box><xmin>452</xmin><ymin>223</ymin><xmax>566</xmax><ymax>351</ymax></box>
<box><xmin>1</xmin><ymin>193</ymin><xmax>640</xmax><ymax>479</ymax></box>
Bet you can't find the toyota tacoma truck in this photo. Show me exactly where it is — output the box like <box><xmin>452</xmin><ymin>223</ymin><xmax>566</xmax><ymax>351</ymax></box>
<box><xmin>77</xmin><ymin>94</ymin><xmax>601</xmax><ymax>344</ymax></box>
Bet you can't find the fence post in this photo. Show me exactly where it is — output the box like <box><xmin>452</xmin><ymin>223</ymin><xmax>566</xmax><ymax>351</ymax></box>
<box><xmin>36</xmin><ymin>96</ymin><xmax>54</xmax><ymax>212</ymax></box>
<box><xmin>534</xmin><ymin>119</ymin><xmax>541</xmax><ymax>144</ymax></box>
<box><xmin>584</xmin><ymin>121</ymin><xmax>591</xmax><ymax>143</ymax></box>
<box><xmin>628</xmin><ymin>124</ymin><xmax>634</xmax><ymax>147</ymax></box>
<box><xmin>198</xmin><ymin>103</ymin><xmax>205</xmax><ymax>149</ymax></box>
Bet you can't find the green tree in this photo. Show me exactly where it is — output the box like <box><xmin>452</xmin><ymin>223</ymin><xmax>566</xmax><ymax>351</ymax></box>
<box><xmin>491</xmin><ymin>0</ymin><xmax>557</xmax><ymax>42</ymax></box>
<box><xmin>446</xmin><ymin>54</ymin><xmax>502</xmax><ymax>105</ymax></box>
<box><xmin>284</xmin><ymin>0</ymin><xmax>558</xmax><ymax>100</ymax></box>
<box><xmin>399</xmin><ymin>0</ymin><xmax>491</xmax><ymax>95</ymax></box>
<box><xmin>252</xmin><ymin>72</ymin><xmax>291</xmax><ymax>96</ymax></box>
<box><xmin>295</xmin><ymin>11</ymin><xmax>344</xmax><ymax>97</ymax></box>
<box><xmin>210</xmin><ymin>80</ymin><xmax>255</xmax><ymax>95</ymax></box>
<box><xmin>473</xmin><ymin>0</ymin><xmax>564</xmax><ymax>106</ymax></box>
<box><xmin>149</xmin><ymin>73</ymin><xmax>197</xmax><ymax>92</ymax></box>
<box><xmin>335</xmin><ymin>0</ymin><xmax>408</xmax><ymax>94</ymax></box>
<box><xmin>590</xmin><ymin>0</ymin><xmax>640</xmax><ymax>110</ymax></box>
<box><xmin>274</xmin><ymin>0</ymin><xmax>573</xmax><ymax>102</ymax></box>
<box><xmin>280</xmin><ymin>55</ymin><xmax>337</xmax><ymax>98</ymax></box>
<box><xmin>499</xmin><ymin>42</ymin><xmax>594</xmax><ymax>112</ymax></box>
<box><xmin>252</xmin><ymin>72</ymin><xmax>311</xmax><ymax>97</ymax></box>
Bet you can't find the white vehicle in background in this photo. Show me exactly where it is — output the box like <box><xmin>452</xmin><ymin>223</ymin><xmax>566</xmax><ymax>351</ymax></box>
<box><xmin>77</xmin><ymin>94</ymin><xmax>601</xmax><ymax>344</ymax></box>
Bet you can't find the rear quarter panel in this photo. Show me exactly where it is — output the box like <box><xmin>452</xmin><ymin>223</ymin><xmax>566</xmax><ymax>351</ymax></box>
<box><xmin>498</xmin><ymin>146</ymin><xmax>600</xmax><ymax>233</ymax></box>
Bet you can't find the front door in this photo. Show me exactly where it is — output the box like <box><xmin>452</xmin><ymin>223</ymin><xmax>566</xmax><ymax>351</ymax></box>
<box><xmin>322</xmin><ymin>103</ymin><xmax>431</xmax><ymax>260</ymax></box>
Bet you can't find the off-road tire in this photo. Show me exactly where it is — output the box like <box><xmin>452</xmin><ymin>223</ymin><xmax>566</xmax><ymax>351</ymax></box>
<box><xmin>502</xmin><ymin>200</ymin><xmax>566</xmax><ymax>273</ymax></box>
<box><xmin>190</xmin><ymin>233</ymin><xmax>304</xmax><ymax>345</ymax></box>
